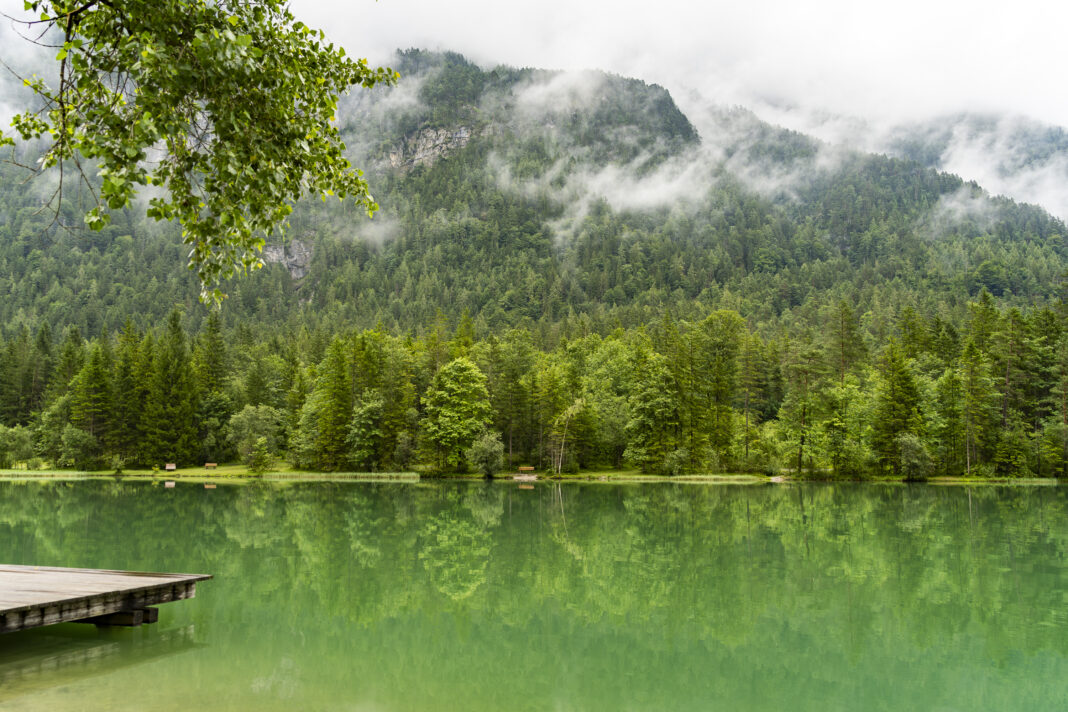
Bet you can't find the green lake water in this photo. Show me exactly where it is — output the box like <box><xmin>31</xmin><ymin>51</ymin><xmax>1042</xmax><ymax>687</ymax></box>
<box><xmin>1</xmin><ymin>480</ymin><xmax>1067</xmax><ymax>710</ymax></box>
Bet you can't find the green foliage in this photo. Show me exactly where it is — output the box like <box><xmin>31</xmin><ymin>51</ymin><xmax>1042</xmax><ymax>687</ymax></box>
<box><xmin>871</xmin><ymin>342</ymin><xmax>925</xmax><ymax>476</ymax></box>
<box><xmin>347</xmin><ymin>394</ymin><xmax>384</xmax><ymax>471</ymax></box>
<box><xmin>466</xmin><ymin>431</ymin><xmax>504</xmax><ymax>477</ymax></box>
<box><xmin>229</xmin><ymin>404</ymin><xmax>284</xmax><ymax>466</ymax></box>
<box><xmin>6</xmin><ymin>0</ymin><xmax>397</xmax><ymax>299</ymax></box>
<box><xmin>424</xmin><ymin>357</ymin><xmax>492</xmax><ymax>470</ymax></box>
<box><xmin>312</xmin><ymin>339</ymin><xmax>352</xmax><ymax>470</ymax></box>
<box><xmin>0</xmin><ymin>425</ymin><xmax>34</xmax><ymax>468</ymax></box>
<box><xmin>3</xmin><ymin>293</ymin><xmax>1067</xmax><ymax>478</ymax></box>
<box><xmin>2</xmin><ymin>51</ymin><xmax>1068</xmax><ymax>479</ymax></box>
<box><xmin>895</xmin><ymin>433</ymin><xmax>931</xmax><ymax>481</ymax></box>
<box><xmin>623</xmin><ymin>351</ymin><xmax>679</xmax><ymax>474</ymax></box>
<box><xmin>145</xmin><ymin>310</ymin><xmax>199</xmax><ymax>464</ymax></box>
<box><xmin>59</xmin><ymin>423</ymin><xmax>99</xmax><ymax>469</ymax></box>
<box><xmin>247</xmin><ymin>436</ymin><xmax>275</xmax><ymax>475</ymax></box>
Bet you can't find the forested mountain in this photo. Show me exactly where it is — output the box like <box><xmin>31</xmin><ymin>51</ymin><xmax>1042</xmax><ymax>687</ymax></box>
<box><xmin>2</xmin><ymin>50</ymin><xmax>1068</xmax><ymax>478</ymax></box>
<box><xmin>1</xmin><ymin>50</ymin><xmax>1064</xmax><ymax>338</ymax></box>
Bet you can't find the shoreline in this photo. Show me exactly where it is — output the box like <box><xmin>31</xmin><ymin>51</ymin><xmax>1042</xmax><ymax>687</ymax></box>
<box><xmin>0</xmin><ymin>468</ymin><xmax>1062</xmax><ymax>486</ymax></box>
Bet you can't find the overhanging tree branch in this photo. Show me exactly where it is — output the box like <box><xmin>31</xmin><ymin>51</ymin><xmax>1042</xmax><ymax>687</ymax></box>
<box><xmin>1</xmin><ymin>0</ymin><xmax>398</xmax><ymax>302</ymax></box>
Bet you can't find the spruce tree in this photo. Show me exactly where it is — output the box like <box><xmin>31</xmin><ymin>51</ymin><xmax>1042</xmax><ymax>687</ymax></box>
<box><xmin>69</xmin><ymin>344</ymin><xmax>113</xmax><ymax>447</ymax></box>
<box><xmin>959</xmin><ymin>338</ymin><xmax>996</xmax><ymax>475</ymax></box>
<box><xmin>314</xmin><ymin>338</ymin><xmax>353</xmax><ymax>470</ymax></box>
<box><xmin>145</xmin><ymin>310</ymin><xmax>199</xmax><ymax>465</ymax></box>
<box><xmin>111</xmin><ymin>322</ymin><xmax>146</xmax><ymax>463</ymax></box>
<box><xmin>707</xmin><ymin>312</ymin><xmax>744</xmax><ymax>461</ymax></box>
<box><xmin>871</xmin><ymin>341</ymin><xmax>925</xmax><ymax>477</ymax></box>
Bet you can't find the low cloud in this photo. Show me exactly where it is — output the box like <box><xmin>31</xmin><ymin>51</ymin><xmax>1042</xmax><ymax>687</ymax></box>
<box><xmin>934</xmin><ymin>117</ymin><xmax>1068</xmax><ymax>221</ymax></box>
<box><xmin>512</xmin><ymin>70</ymin><xmax>608</xmax><ymax>122</ymax></box>
<box><xmin>353</xmin><ymin>213</ymin><xmax>401</xmax><ymax>246</ymax></box>
<box><xmin>922</xmin><ymin>186</ymin><xmax>998</xmax><ymax>238</ymax></box>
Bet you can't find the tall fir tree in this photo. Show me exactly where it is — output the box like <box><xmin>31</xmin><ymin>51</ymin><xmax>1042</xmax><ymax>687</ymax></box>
<box><xmin>871</xmin><ymin>340</ymin><xmax>925</xmax><ymax>477</ymax></box>
<box><xmin>314</xmin><ymin>338</ymin><xmax>353</xmax><ymax>471</ymax></box>
<box><xmin>69</xmin><ymin>343</ymin><xmax>113</xmax><ymax>446</ymax></box>
<box><xmin>145</xmin><ymin>310</ymin><xmax>199</xmax><ymax>465</ymax></box>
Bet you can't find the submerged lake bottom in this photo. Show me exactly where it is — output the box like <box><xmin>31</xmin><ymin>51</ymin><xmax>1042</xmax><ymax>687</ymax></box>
<box><xmin>0</xmin><ymin>479</ymin><xmax>1065</xmax><ymax>711</ymax></box>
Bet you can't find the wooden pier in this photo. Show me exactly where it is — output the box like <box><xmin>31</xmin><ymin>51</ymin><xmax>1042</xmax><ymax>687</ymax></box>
<box><xmin>0</xmin><ymin>565</ymin><xmax>211</xmax><ymax>634</ymax></box>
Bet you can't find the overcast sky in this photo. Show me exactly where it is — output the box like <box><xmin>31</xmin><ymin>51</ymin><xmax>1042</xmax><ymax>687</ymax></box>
<box><xmin>3</xmin><ymin>0</ymin><xmax>1065</xmax><ymax>215</ymax></box>
<box><xmin>290</xmin><ymin>0</ymin><xmax>1068</xmax><ymax>130</ymax></box>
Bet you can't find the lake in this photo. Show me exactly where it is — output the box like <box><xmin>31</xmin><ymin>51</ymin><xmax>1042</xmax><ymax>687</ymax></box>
<box><xmin>0</xmin><ymin>479</ymin><xmax>1066</xmax><ymax>710</ymax></box>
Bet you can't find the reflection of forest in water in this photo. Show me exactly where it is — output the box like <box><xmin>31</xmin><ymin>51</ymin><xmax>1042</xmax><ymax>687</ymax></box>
<box><xmin>1</xmin><ymin>480</ymin><xmax>1067</xmax><ymax>711</ymax></box>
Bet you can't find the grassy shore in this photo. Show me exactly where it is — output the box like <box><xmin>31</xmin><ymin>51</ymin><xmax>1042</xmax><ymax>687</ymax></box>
<box><xmin>0</xmin><ymin>464</ymin><xmax>1060</xmax><ymax>485</ymax></box>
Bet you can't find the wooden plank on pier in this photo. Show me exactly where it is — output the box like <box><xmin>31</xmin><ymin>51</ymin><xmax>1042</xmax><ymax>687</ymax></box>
<box><xmin>0</xmin><ymin>565</ymin><xmax>211</xmax><ymax>634</ymax></box>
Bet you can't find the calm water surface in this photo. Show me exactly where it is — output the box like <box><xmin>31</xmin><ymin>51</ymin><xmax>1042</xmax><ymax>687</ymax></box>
<box><xmin>0</xmin><ymin>480</ymin><xmax>1066</xmax><ymax>711</ymax></box>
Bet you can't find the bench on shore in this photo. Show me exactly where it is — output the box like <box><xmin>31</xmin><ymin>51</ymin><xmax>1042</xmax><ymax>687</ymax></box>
<box><xmin>204</xmin><ymin>463</ymin><xmax>217</xmax><ymax>469</ymax></box>
<box><xmin>164</xmin><ymin>463</ymin><xmax>176</xmax><ymax>471</ymax></box>
<box><xmin>514</xmin><ymin>466</ymin><xmax>537</xmax><ymax>482</ymax></box>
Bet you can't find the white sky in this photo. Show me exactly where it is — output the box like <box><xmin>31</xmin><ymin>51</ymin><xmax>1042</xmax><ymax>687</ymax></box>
<box><xmin>2</xmin><ymin>0</ymin><xmax>1065</xmax><ymax>215</ymax></box>
<box><xmin>290</xmin><ymin>0</ymin><xmax>1068</xmax><ymax>130</ymax></box>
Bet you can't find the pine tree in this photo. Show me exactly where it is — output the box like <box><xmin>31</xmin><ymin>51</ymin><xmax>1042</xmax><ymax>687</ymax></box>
<box><xmin>871</xmin><ymin>341</ymin><xmax>925</xmax><ymax>477</ymax></box>
<box><xmin>779</xmin><ymin>336</ymin><xmax>825</xmax><ymax>476</ymax></box>
<box><xmin>738</xmin><ymin>331</ymin><xmax>765</xmax><ymax>462</ymax></box>
<box><xmin>967</xmin><ymin>288</ymin><xmax>1000</xmax><ymax>353</ymax></box>
<box><xmin>111</xmin><ymin>322</ymin><xmax>145</xmax><ymax>463</ymax></box>
<box><xmin>828</xmin><ymin>298</ymin><xmax>866</xmax><ymax>383</ymax></box>
<box><xmin>29</xmin><ymin>324</ymin><xmax>53</xmax><ymax>416</ymax></box>
<box><xmin>931</xmin><ymin>368</ymin><xmax>964</xmax><ymax>476</ymax></box>
<box><xmin>698</xmin><ymin>310</ymin><xmax>744</xmax><ymax>466</ymax></box>
<box><xmin>194</xmin><ymin>311</ymin><xmax>228</xmax><ymax>395</ymax></box>
<box><xmin>314</xmin><ymin>338</ymin><xmax>352</xmax><ymax>470</ymax></box>
<box><xmin>958</xmin><ymin>338</ymin><xmax>995</xmax><ymax>475</ymax></box>
<box><xmin>145</xmin><ymin>310</ymin><xmax>199</xmax><ymax>465</ymax></box>
<box><xmin>69</xmin><ymin>343</ymin><xmax>113</xmax><ymax>447</ymax></box>
<box><xmin>48</xmin><ymin>327</ymin><xmax>85</xmax><ymax>403</ymax></box>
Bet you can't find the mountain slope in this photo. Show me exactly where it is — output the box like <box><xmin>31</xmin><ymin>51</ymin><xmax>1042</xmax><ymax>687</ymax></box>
<box><xmin>0</xmin><ymin>50</ymin><xmax>1064</xmax><ymax>340</ymax></box>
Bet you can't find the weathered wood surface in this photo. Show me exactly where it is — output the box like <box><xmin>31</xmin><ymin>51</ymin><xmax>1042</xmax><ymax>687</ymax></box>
<box><xmin>0</xmin><ymin>565</ymin><xmax>211</xmax><ymax>634</ymax></box>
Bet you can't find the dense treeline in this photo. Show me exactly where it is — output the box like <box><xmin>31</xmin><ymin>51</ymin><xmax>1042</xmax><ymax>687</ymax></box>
<box><xmin>2</xmin><ymin>288</ymin><xmax>1067</xmax><ymax>478</ymax></box>
<box><xmin>3</xmin><ymin>51</ymin><xmax>1068</xmax><ymax>477</ymax></box>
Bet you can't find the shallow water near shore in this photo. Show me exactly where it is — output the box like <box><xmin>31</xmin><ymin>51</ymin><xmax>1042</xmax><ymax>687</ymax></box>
<box><xmin>1</xmin><ymin>479</ymin><xmax>1066</xmax><ymax>710</ymax></box>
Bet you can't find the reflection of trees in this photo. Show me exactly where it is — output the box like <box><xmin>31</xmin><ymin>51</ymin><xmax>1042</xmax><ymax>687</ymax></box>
<box><xmin>419</xmin><ymin>509</ymin><xmax>491</xmax><ymax>601</ymax></box>
<box><xmin>2</xmin><ymin>480</ymin><xmax>1068</xmax><ymax>709</ymax></box>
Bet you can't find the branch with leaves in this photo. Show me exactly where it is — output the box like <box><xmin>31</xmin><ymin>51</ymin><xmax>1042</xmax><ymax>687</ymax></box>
<box><xmin>2</xmin><ymin>0</ymin><xmax>397</xmax><ymax>301</ymax></box>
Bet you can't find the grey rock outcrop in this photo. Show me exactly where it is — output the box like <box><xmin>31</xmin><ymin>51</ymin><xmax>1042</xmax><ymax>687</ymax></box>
<box><xmin>389</xmin><ymin>126</ymin><xmax>473</xmax><ymax>170</ymax></box>
<box><xmin>262</xmin><ymin>239</ymin><xmax>313</xmax><ymax>280</ymax></box>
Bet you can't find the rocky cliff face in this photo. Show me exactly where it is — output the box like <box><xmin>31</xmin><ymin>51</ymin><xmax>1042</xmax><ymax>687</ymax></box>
<box><xmin>262</xmin><ymin>239</ymin><xmax>313</xmax><ymax>280</ymax></box>
<box><xmin>389</xmin><ymin>126</ymin><xmax>473</xmax><ymax>170</ymax></box>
